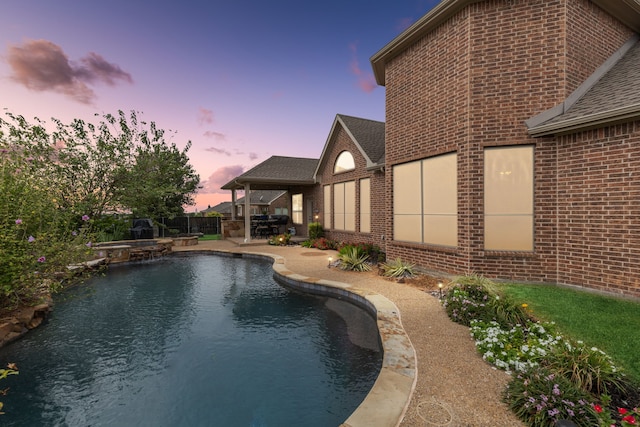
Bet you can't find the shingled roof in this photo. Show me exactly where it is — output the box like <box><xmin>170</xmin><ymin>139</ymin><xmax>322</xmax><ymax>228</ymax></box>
<box><xmin>337</xmin><ymin>114</ymin><xmax>385</xmax><ymax>165</ymax></box>
<box><xmin>527</xmin><ymin>36</ymin><xmax>640</xmax><ymax>136</ymax></box>
<box><xmin>314</xmin><ymin>114</ymin><xmax>385</xmax><ymax>178</ymax></box>
<box><xmin>221</xmin><ymin>156</ymin><xmax>318</xmax><ymax>190</ymax></box>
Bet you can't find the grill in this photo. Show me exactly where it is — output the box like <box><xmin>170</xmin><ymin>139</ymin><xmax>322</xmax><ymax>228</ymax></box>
<box><xmin>130</xmin><ymin>218</ymin><xmax>154</xmax><ymax>239</ymax></box>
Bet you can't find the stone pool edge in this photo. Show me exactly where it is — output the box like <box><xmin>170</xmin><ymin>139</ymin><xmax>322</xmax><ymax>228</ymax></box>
<box><xmin>187</xmin><ymin>249</ymin><xmax>418</xmax><ymax>427</ymax></box>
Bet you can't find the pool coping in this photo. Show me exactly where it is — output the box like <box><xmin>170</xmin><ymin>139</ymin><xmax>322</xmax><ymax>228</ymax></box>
<box><xmin>180</xmin><ymin>249</ymin><xmax>417</xmax><ymax>427</ymax></box>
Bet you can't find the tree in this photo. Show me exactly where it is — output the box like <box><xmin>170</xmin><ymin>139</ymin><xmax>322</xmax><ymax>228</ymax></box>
<box><xmin>1</xmin><ymin>110</ymin><xmax>200</xmax><ymax>220</ymax></box>
<box><xmin>122</xmin><ymin>136</ymin><xmax>200</xmax><ymax>218</ymax></box>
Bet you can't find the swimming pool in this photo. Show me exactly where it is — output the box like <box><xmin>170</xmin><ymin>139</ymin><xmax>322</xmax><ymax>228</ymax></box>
<box><xmin>0</xmin><ymin>254</ymin><xmax>382</xmax><ymax>426</ymax></box>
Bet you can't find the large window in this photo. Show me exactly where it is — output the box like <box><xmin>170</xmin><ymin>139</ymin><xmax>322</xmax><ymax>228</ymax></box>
<box><xmin>393</xmin><ymin>153</ymin><xmax>458</xmax><ymax>246</ymax></box>
<box><xmin>484</xmin><ymin>146</ymin><xmax>534</xmax><ymax>251</ymax></box>
<box><xmin>334</xmin><ymin>151</ymin><xmax>355</xmax><ymax>173</ymax></box>
<box><xmin>333</xmin><ymin>181</ymin><xmax>355</xmax><ymax>231</ymax></box>
<box><xmin>360</xmin><ymin>178</ymin><xmax>371</xmax><ymax>233</ymax></box>
<box><xmin>292</xmin><ymin>193</ymin><xmax>303</xmax><ymax>224</ymax></box>
<box><xmin>323</xmin><ymin>185</ymin><xmax>331</xmax><ymax>229</ymax></box>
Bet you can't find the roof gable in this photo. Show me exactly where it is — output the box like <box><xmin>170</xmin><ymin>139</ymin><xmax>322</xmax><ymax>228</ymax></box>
<box><xmin>314</xmin><ymin>114</ymin><xmax>385</xmax><ymax>178</ymax></box>
<box><xmin>221</xmin><ymin>155</ymin><xmax>318</xmax><ymax>190</ymax></box>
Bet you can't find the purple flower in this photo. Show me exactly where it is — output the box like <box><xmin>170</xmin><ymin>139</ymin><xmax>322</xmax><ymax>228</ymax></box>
<box><xmin>37</xmin><ymin>256</ymin><xmax>46</xmax><ymax>263</ymax></box>
<box><xmin>28</xmin><ymin>235</ymin><xmax>35</xmax><ymax>242</ymax></box>
<box><xmin>72</xmin><ymin>230</ymin><xmax>78</xmax><ymax>236</ymax></box>
<box><xmin>15</xmin><ymin>219</ymin><xmax>22</xmax><ymax>225</ymax></box>
<box><xmin>86</xmin><ymin>241</ymin><xmax>92</xmax><ymax>248</ymax></box>
<box><xmin>81</xmin><ymin>215</ymin><xmax>90</xmax><ymax>221</ymax></box>
<box><xmin>553</xmin><ymin>384</ymin><xmax>561</xmax><ymax>395</ymax></box>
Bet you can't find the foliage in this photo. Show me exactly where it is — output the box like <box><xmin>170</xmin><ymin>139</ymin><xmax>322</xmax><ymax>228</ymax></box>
<box><xmin>442</xmin><ymin>277</ymin><xmax>529</xmax><ymax>328</ymax></box>
<box><xmin>0</xmin><ymin>363</ymin><xmax>18</xmax><ymax>415</ymax></box>
<box><xmin>301</xmin><ymin>237</ymin><xmax>339</xmax><ymax>250</ymax></box>
<box><xmin>380</xmin><ymin>258</ymin><xmax>416</xmax><ymax>278</ymax></box>
<box><xmin>0</xmin><ymin>143</ymin><xmax>94</xmax><ymax>309</ymax></box>
<box><xmin>93</xmin><ymin>215</ymin><xmax>131</xmax><ymax>242</ymax></box>
<box><xmin>337</xmin><ymin>245</ymin><xmax>371</xmax><ymax>272</ymax></box>
<box><xmin>118</xmin><ymin>118</ymin><xmax>200</xmax><ymax>218</ymax></box>
<box><xmin>543</xmin><ymin>340</ymin><xmax>630</xmax><ymax>396</ymax></box>
<box><xmin>338</xmin><ymin>242</ymin><xmax>385</xmax><ymax>264</ymax></box>
<box><xmin>471</xmin><ymin>319</ymin><xmax>563</xmax><ymax>373</ymax></box>
<box><xmin>0</xmin><ymin>110</ymin><xmax>200</xmax><ymax>220</ymax></box>
<box><xmin>205</xmin><ymin>211</ymin><xmax>223</xmax><ymax>217</ymax></box>
<box><xmin>268</xmin><ymin>233</ymin><xmax>291</xmax><ymax>246</ymax></box>
<box><xmin>498</xmin><ymin>282</ymin><xmax>640</xmax><ymax>382</ymax></box>
<box><xmin>594</xmin><ymin>394</ymin><xmax>640</xmax><ymax>426</ymax></box>
<box><xmin>441</xmin><ymin>275</ymin><xmax>639</xmax><ymax>427</ymax></box>
<box><xmin>503</xmin><ymin>367</ymin><xmax>598</xmax><ymax>427</ymax></box>
<box><xmin>308</xmin><ymin>222</ymin><xmax>324</xmax><ymax>240</ymax></box>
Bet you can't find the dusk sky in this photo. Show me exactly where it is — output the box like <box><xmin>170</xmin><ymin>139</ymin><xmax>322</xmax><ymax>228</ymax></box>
<box><xmin>1</xmin><ymin>0</ymin><xmax>440</xmax><ymax>211</ymax></box>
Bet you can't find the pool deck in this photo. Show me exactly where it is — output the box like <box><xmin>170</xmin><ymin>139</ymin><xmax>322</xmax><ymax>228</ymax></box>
<box><xmin>173</xmin><ymin>239</ymin><xmax>524</xmax><ymax>427</ymax></box>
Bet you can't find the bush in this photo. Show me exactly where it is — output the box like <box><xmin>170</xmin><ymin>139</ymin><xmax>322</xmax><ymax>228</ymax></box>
<box><xmin>503</xmin><ymin>368</ymin><xmax>598</xmax><ymax>427</ymax></box>
<box><xmin>301</xmin><ymin>237</ymin><xmax>339</xmax><ymax>250</ymax></box>
<box><xmin>441</xmin><ymin>275</ymin><xmax>640</xmax><ymax>426</ymax></box>
<box><xmin>471</xmin><ymin>319</ymin><xmax>563</xmax><ymax>373</ymax></box>
<box><xmin>543</xmin><ymin>341</ymin><xmax>630</xmax><ymax>396</ymax></box>
<box><xmin>380</xmin><ymin>258</ymin><xmax>415</xmax><ymax>278</ymax></box>
<box><xmin>0</xmin><ymin>145</ymin><xmax>95</xmax><ymax>309</ymax></box>
<box><xmin>308</xmin><ymin>222</ymin><xmax>324</xmax><ymax>239</ymax></box>
<box><xmin>268</xmin><ymin>233</ymin><xmax>291</xmax><ymax>246</ymax></box>
<box><xmin>339</xmin><ymin>242</ymin><xmax>385</xmax><ymax>264</ymax></box>
<box><xmin>442</xmin><ymin>276</ymin><xmax>529</xmax><ymax>328</ymax></box>
<box><xmin>337</xmin><ymin>245</ymin><xmax>371</xmax><ymax>272</ymax></box>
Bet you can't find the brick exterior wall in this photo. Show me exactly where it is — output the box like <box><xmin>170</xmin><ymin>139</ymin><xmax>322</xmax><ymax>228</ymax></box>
<box><xmin>314</xmin><ymin>122</ymin><xmax>386</xmax><ymax>248</ymax></box>
<box><xmin>556</xmin><ymin>121</ymin><xmax>640</xmax><ymax>297</ymax></box>
<box><xmin>382</xmin><ymin>0</ymin><xmax>639</xmax><ymax>296</ymax></box>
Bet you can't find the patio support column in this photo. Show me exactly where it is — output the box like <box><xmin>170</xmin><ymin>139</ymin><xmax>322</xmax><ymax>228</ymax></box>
<box><xmin>231</xmin><ymin>189</ymin><xmax>237</xmax><ymax>220</ymax></box>
<box><xmin>244</xmin><ymin>183</ymin><xmax>251</xmax><ymax>242</ymax></box>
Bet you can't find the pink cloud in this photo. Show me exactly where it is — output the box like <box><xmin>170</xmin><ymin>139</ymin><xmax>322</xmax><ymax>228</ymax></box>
<box><xmin>6</xmin><ymin>39</ymin><xmax>132</xmax><ymax>104</ymax></box>
<box><xmin>205</xmin><ymin>146</ymin><xmax>232</xmax><ymax>156</ymax></box>
<box><xmin>348</xmin><ymin>42</ymin><xmax>377</xmax><ymax>93</ymax></box>
<box><xmin>203</xmin><ymin>130</ymin><xmax>226</xmax><ymax>140</ymax></box>
<box><xmin>197</xmin><ymin>107</ymin><xmax>214</xmax><ymax>125</ymax></box>
<box><xmin>248</xmin><ymin>152</ymin><xmax>258</xmax><ymax>161</ymax></box>
<box><xmin>199</xmin><ymin>165</ymin><xmax>245</xmax><ymax>194</ymax></box>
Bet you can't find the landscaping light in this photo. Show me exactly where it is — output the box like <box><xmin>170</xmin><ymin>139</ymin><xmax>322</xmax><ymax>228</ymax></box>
<box><xmin>438</xmin><ymin>282</ymin><xmax>443</xmax><ymax>299</ymax></box>
<box><xmin>328</xmin><ymin>256</ymin><xmax>333</xmax><ymax>268</ymax></box>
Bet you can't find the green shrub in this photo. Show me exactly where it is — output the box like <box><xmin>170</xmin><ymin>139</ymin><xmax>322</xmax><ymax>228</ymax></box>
<box><xmin>1</xmin><ymin>145</ymin><xmax>95</xmax><ymax>309</ymax></box>
<box><xmin>338</xmin><ymin>245</ymin><xmax>371</xmax><ymax>272</ymax></box>
<box><xmin>380</xmin><ymin>258</ymin><xmax>415</xmax><ymax>278</ymax></box>
<box><xmin>301</xmin><ymin>237</ymin><xmax>339</xmax><ymax>250</ymax></box>
<box><xmin>442</xmin><ymin>275</ymin><xmax>530</xmax><ymax>329</ymax></box>
<box><xmin>268</xmin><ymin>233</ymin><xmax>291</xmax><ymax>246</ymax></box>
<box><xmin>503</xmin><ymin>367</ymin><xmax>598</xmax><ymax>427</ymax></box>
<box><xmin>308</xmin><ymin>222</ymin><xmax>324</xmax><ymax>240</ymax></box>
<box><xmin>543</xmin><ymin>341</ymin><xmax>630</xmax><ymax>396</ymax></box>
<box><xmin>471</xmin><ymin>319</ymin><xmax>563</xmax><ymax>373</ymax></box>
<box><xmin>339</xmin><ymin>242</ymin><xmax>385</xmax><ymax>263</ymax></box>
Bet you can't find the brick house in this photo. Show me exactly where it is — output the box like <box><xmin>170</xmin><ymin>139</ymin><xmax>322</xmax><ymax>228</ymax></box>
<box><xmin>371</xmin><ymin>0</ymin><xmax>640</xmax><ymax>297</ymax></box>
<box><xmin>224</xmin><ymin>0</ymin><xmax>640</xmax><ymax>297</ymax></box>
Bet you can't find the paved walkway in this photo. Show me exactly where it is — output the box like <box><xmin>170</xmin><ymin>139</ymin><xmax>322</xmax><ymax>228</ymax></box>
<box><xmin>173</xmin><ymin>239</ymin><xmax>523</xmax><ymax>427</ymax></box>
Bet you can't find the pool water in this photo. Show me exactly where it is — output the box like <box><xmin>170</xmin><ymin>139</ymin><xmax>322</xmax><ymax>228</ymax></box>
<box><xmin>0</xmin><ymin>254</ymin><xmax>382</xmax><ymax>426</ymax></box>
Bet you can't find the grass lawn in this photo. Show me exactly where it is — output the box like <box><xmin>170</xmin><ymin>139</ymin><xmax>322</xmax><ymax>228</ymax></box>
<box><xmin>497</xmin><ymin>283</ymin><xmax>640</xmax><ymax>383</ymax></box>
<box><xmin>198</xmin><ymin>234</ymin><xmax>222</xmax><ymax>241</ymax></box>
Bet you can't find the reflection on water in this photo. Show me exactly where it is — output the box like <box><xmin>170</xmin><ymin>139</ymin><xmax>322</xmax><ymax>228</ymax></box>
<box><xmin>0</xmin><ymin>255</ymin><xmax>382</xmax><ymax>427</ymax></box>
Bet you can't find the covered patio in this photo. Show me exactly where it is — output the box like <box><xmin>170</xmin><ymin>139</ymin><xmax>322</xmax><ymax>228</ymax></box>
<box><xmin>221</xmin><ymin>155</ymin><xmax>319</xmax><ymax>243</ymax></box>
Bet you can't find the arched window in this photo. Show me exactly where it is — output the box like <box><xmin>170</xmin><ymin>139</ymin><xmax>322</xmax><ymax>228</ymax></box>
<box><xmin>334</xmin><ymin>151</ymin><xmax>355</xmax><ymax>173</ymax></box>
